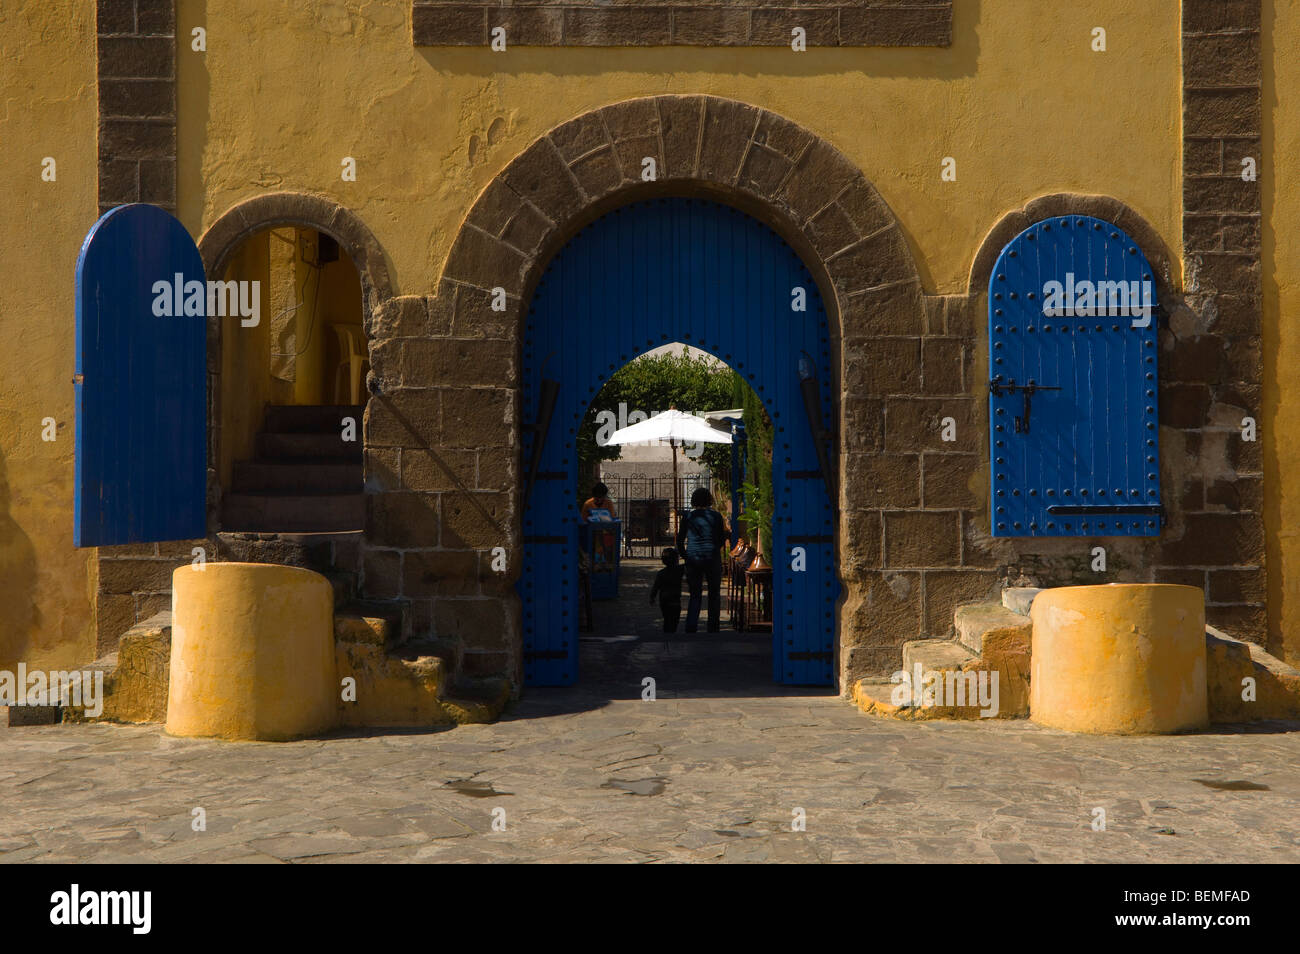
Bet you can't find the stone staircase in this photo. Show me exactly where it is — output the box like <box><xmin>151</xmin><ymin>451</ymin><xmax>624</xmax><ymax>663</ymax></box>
<box><xmin>57</xmin><ymin>559</ymin><xmax>508</xmax><ymax>731</ymax></box>
<box><xmin>221</xmin><ymin>404</ymin><xmax>365</xmax><ymax>533</ymax></box>
<box><xmin>854</xmin><ymin>585</ymin><xmax>1300</xmax><ymax>726</ymax></box>
<box><xmin>853</xmin><ymin>587</ymin><xmax>1037</xmax><ymax>721</ymax></box>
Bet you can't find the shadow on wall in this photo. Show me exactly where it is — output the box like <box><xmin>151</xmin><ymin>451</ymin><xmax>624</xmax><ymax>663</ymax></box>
<box><xmin>0</xmin><ymin>450</ymin><xmax>38</xmax><ymax>669</ymax></box>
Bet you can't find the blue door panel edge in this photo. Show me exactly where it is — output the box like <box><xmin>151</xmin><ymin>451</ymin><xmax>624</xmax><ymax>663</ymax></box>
<box><xmin>521</xmin><ymin>198</ymin><xmax>838</xmax><ymax>687</ymax></box>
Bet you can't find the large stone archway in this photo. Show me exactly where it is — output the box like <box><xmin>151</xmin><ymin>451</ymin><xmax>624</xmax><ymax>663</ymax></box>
<box><xmin>362</xmin><ymin>95</ymin><xmax>932</xmax><ymax>692</ymax></box>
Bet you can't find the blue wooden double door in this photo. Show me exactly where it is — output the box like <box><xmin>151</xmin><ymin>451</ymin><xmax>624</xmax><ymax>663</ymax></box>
<box><xmin>519</xmin><ymin>198</ymin><xmax>839</xmax><ymax>687</ymax></box>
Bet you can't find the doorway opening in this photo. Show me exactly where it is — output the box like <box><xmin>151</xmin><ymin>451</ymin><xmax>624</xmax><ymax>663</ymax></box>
<box><xmin>216</xmin><ymin>226</ymin><xmax>368</xmax><ymax>533</ymax></box>
<box><xmin>520</xmin><ymin>197</ymin><xmax>838</xmax><ymax>688</ymax></box>
<box><xmin>572</xmin><ymin>344</ymin><xmax>779</xmax><ymax>689</ymax></box>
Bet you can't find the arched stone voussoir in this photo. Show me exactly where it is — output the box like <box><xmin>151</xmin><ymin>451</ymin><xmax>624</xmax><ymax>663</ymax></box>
<box><xmin>457</xmin><ymin>96</ymin><xmax>922</xmax><ymax>335</ymax></box>
<box><xmin>198</xmin><ymin>191</ymin><xmax>395</xmax><ymax>309</ymax></box>
<box><xmin>969</xmin><ymin>193</ymin><xmax>1179</xmax><ymax>301</ymax></box>
<box><xmin>443</xmin><ymin>223</ymin><xmax>531</xmax><ymax>300</ymax></box>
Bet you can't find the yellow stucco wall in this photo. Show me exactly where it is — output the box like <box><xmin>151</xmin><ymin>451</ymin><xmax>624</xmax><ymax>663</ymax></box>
<box><xmin>0</xmin><ymin>1</ymin><xmax>98</xmax><ymax>671</ymax></box>
<box><xmin>1264</xmin><ymin>0</ymin><xmax>1299</xmax><ymax>664</ymax></box>
<box><xmin>174</xmin><ymin>0</ymin><xmax>1182</xmax><ymax>297</ymax></box>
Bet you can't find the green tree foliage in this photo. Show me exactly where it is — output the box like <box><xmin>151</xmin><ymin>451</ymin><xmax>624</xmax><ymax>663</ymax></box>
<box><xmin>734</xmin><ymin>372</ymin><xmax>774</xmax><ymax>554</ymax></box>
<box><xmin>577</xmin><ymin>350</ymin><xmax>738</xmax><ymax>489</ymax></box>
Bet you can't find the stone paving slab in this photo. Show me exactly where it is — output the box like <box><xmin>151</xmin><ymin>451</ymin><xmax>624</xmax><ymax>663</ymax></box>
<box><xmin>3</xmin><ymin>561</ymin><xmax>1299</xmax><ymax>863</ymax></box>
<box><xmin>4</xmin><ymin>701</ymin><xmax>1300</xmax><ymax>863</ymax></box>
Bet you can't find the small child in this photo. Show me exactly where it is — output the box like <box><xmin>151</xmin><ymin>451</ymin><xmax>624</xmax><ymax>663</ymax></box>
<box><xmin>648</xmin><ymin>547</ymin><xmax>684</xmax><ymax>634</ymax></box>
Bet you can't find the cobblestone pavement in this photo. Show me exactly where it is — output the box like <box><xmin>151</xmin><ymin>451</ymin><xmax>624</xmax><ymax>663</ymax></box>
<box><xmin>3</xmin><ymin>560</ymin><xmax>1300</xmax><ymax>864</ymax></box>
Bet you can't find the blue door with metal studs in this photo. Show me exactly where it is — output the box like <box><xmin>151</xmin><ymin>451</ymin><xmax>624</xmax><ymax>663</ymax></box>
<box><xmin>988</xmin><ymin>215</ymin><xmax>1161</xmax><ymax>537</ymax></box>
<box><xmin>75</xmin><ymin>204</ymin><xmax>208</xmax><ymax>546</ymax></box>
<box><xmin>520</xmin><ymin>198</ymin><xmax>838</xmax><ymax>686</ymax></box>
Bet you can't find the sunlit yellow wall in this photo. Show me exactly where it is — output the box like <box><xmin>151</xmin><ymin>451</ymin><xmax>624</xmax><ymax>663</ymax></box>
<box><xmin>0</xmin><ymin>1</ymin><xmax>97</xmax><ymax>671</ymax></box>
<box><xmin>1264</xmin><ymin>0</ymin><xmax>1299</xmax><ymax>664</ymax></box>
<box><xmin>174</xmin><ymin>0</ymin><xmax>1182</xmax><ymax>297</ymax></box>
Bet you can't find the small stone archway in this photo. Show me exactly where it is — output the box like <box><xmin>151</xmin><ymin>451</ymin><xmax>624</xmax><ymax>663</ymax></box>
<box><xmin>364</xmin><ymin>95</ymin><xmax>928</xmax><ymax>692</ymax></box>
<box><xmin>197</xmin><ymin>192</ymin><xmax>394</xmax><ymax>309</ymax></box>
<box><xmin>968</xmin><ymin>192</ymin><xmax>1180</xmax><ymax>303</ymax></box>
<box><xmin>195</xmin><ymin>192</ymin><xmax>395</xmax><ymax>533</ymax></box>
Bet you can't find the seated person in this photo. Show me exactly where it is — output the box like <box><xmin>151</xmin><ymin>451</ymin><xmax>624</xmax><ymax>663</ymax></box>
<box><xmin>581</xmin><ymin>482</ymin><xmax>615</xmax><ymax>521</ymax></box>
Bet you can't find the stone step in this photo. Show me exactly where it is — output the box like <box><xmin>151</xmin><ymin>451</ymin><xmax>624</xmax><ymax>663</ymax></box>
<box><xmin>6</xmin><ymin>704</ymin><xmax>64</xmax><ymax>726</ymax></box>
<box><xmin>902</xmin><ymin>638</ymin><xmax>976</xmax><ymax>673</ymax></box>
<box><xmin>336</xmin><ymin>637</ymin><xmax>460</xmax><ymax>728</ymax></box>
<box><xmin>216</xmin><ymin>530</ymin><xmax>362</xmax><ymax>575</ymax></box>
<box><xmin>955</xmin><ymin>601</ymin><xmax>1032</xmax><ymax>655</ymax></box>
<box><xmin>64</xmin><ymin>611</ymin><xmax>172</xmax><ymax>725</ymax></box>
<box><xmin>1206</xmin><ymin>626</ymin><xmax>1300</xmax><ymax>723</ymax></box>
<box><xmin>232</xmin><ymin>460</ymin><xmax>362</xmax><ymax>494</ymax></box>
<box><xmin>1001</xmin><ymin>586</ymin><xmax>1043</xmax><ymax>616</ymax></box>
<box><xmin>255</xmin><ymin>432</ymin><xmax>361</xmax><ymax>461</ymax></box>
<box><xmin>59</xmin><ymin>601</ymin><xmax>503</xmax><ymax>731</ymax></box>
<box><xmin>442</xmin><ymin>678</ymin><xmax>512</xmax><ymax>724</ymax></box>
<box><xmin>263</xmin><ymin>404</ymin><xmax>365</xmax><ymax>434</ymax></box>
<box><xmin>850</xmin><ymin>679</ymin><xmax>947</xmax><ymax>721</ymax></box>
<box><xmin>334</xmin><ymin>600</ymin><xmax>403</xmax><ymax>648</ymax></box>
<box><xmin>221</xmin><ymin>492</ymin><xmax>364</xmax><ymax>533</ymax></box>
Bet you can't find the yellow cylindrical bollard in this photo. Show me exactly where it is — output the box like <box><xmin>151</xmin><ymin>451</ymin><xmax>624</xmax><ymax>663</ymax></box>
<box><xmin>1030</xmin><ymin>584</ymin><xmax>1207</xmax><ymax>734</ymax></box>
<box><xmin>166</xmin><ymin>563</ymin><xmax>338</xmax><ymax>741</ymax></box>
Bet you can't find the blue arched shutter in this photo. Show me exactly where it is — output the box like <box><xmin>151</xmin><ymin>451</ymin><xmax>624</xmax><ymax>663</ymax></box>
<box><xmin>75</xmin><ymin>204</ymin><xmax>207</xmax><ymax>546</ymax></box>
<box><xmin>989</xmin><ymin>216</ymin><xmax>1161</xmax><ymax>537</ymax></box>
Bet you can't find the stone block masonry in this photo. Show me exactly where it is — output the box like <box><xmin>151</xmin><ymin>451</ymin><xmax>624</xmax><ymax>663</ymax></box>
<box><xmin>1179</xmin><ymin>0</ymin><xmax>1266</xmax><ymax>649</ymax></box>
<box><xmin>412</xmin><ymin>1</ymin><xmax>953</xmax><ymax>48</ymax></box>
<box><xmin>97</xmin><ymin>0</ymin><xmax>176</xmax><ymax>215</ymax></box>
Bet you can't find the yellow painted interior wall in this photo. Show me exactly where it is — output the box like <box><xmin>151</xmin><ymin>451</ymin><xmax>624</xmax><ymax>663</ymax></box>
<box><xmin>268</xmin><ymin>227</ymin><xmax>299</xmax><ymax>405</ymax></box>
<box><xmin>218</xmin><ymin>225</ymin><xmax>364</xmax><ymax>479</ymax></box>
<box><xmin>290</xmin><ymin>232</ymin><xmax>324</xmax><ymax>406</ymax></box>
<box><xmin>315</xmin><ymin>249</ymin><xmax>365</xmax><ymax>406</ymax></box>
<box><xmin>218</xmin><ymin>233</ymin><xmax>272</xmax><ymax>486</ymax></box>
<box><xmin>0</xmin><ymin>1</ymin><xmax>98</xmax><ymax>671</ymax></box>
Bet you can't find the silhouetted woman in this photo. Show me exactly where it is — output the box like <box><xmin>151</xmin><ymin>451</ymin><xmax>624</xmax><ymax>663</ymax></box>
<box><xmin>676</xmin><ymin>487</ymin><xmax>728</xmax><ymax>633</ymax></box>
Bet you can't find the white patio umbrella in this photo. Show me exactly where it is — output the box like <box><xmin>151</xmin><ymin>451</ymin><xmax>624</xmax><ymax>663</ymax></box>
<box><xmin>605</xmin><ymin>409</ymin><xmax>733</xmax><ymax>534</ymax></box>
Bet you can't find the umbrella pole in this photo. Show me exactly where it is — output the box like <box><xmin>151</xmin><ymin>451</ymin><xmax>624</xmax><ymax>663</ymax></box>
<box><xmin>672</xmin><ymin>439</ymin><xmax>679</xmax><ymax>541</ymax></box>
